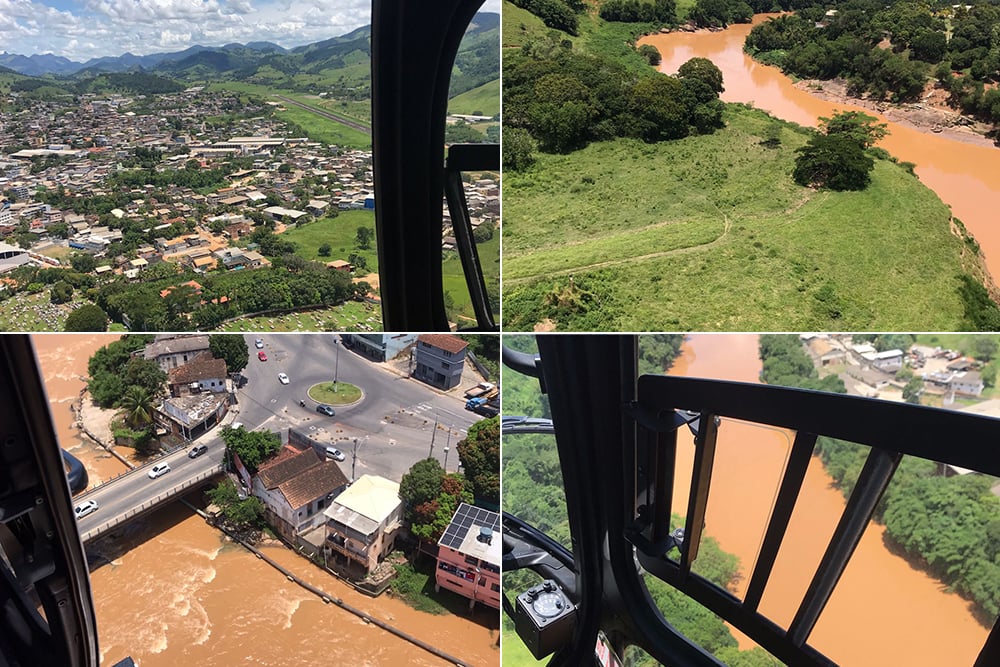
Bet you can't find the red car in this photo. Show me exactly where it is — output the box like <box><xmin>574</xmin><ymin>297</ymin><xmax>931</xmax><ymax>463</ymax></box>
<box><xmin>258</xmin><ymin>351</ymin><xmax>267</xmax><ymax>361</ymax></box>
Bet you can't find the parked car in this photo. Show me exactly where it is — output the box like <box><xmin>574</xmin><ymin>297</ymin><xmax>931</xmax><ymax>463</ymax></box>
<box><xmin>188</xmin><ymin>444</ymin><xmax>208</xmax><ymax>458</ymax></box>
<box><xmin>148</xmin><ymin>463</ymin><xmax>171</xmax><ymax>479</ymax></box>
<box><xmin>278</xmin><ymin>372</ymin><xmax>289</xmax><ymax>385</ymax></box>
<box><xmin>74</xmin><ymin>500</ymin><xmax>98</xmax><ymax>520</ymax></box>
<box><xmin>258</xmin><ymin>351</ymin><xmax>267</xmax><ymax>362</ymax></box>
<box><xmin>325</xmin><ymin>447</ymin><xmax>346</xmax><ymax>461</ymax></box>
<box><xmin>254</xmin><ymin>337</ymin><xmax>264</xmax><ymax>349</ymax></box>
<box><xmin>316</xmin><ymin>404</ymin><xmax>335</xmax><ymax>417</ymax></box>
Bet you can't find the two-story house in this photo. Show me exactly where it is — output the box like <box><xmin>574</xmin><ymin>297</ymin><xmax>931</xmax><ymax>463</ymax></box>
<box><xmin>412</xmin><ymin>334</ymin><xmax>468</xmax><ymax>390</ymax></box>
<box><xmin>323</xmin><ymin>474</ymin><xmax>403</xmax><ymax>575</ymax></box>
<box><xmin>253</xmin><ymin>447</ymin><xmax>350</xmax><ymax>541</ymax></box>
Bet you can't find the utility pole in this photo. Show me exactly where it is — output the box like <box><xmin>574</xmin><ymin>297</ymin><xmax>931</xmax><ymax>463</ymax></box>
<box><xmin>351</xmin><ymin>437</ymin><xmax>358</xmax><ymax>483</ymax></box>
<box><xmin>428</xmin><ymin>417</ymin><xmax>438</xmax><ymax>459</ymax></box>
<box><xmin>443</xmin><ymin>425</ymin><xmax>453</xmax><ymax>472</ymax></box>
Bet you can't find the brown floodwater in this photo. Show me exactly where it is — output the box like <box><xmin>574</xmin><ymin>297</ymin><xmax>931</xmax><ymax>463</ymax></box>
<box><xmin>30</xmin><ymin>334</ymin><xmax>499</xmax><ymax>667</ymax></box>
<box><xmin>33</xmin><ymin>333</ymin><xmax>131</xmax><ymax>487</ymax></box>
<box><xmin>667</xmin><ymin>334</ymin><xmax>988</xmax><ymax>665</ymax></box>
<box><xmin>640</xmin><ymin>17</ymin><xmax>1000</xmax><ymax>281</ymax></box>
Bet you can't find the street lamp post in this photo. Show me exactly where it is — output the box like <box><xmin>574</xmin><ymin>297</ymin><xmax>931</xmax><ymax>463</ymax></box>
<box><xmin>334</xmin><ymin>343</ymin><xmax>340</xmax><ymax>392</ymax></box>
<box><xmin>443</xmin><ymin>425</ymin><xmax>453</xmax><ymax>472</ymax></box>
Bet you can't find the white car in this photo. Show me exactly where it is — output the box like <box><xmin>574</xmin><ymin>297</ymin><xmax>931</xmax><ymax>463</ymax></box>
<box><xmin>148</xmin><ymin>463</ymin><xmax>171</xmax><ymax>479</ymax></box>
<box><xmin>278</xmin><ymin>372</ymin><xmax>289</xmax><ymax>385</ymax></box>
<box><xmin>255</xmin><ymin>337</ymin><xmax>264</xmax><ymax>349</ymax></box>
<box><xmin>74</xmin><ymin>499</ymin><xmax>98</xmax><ymax>519</ymax></box>
<box><xmin>325</xmin><ymin>447</ymin><xmax>346</xmax><ymax>461</ymax></box>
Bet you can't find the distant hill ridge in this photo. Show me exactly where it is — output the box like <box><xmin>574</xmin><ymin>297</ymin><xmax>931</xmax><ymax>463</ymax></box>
<box><xmin>0</xmin><ymin>13</ymin><xmax>495</xmax><ymax>77</ymax></box>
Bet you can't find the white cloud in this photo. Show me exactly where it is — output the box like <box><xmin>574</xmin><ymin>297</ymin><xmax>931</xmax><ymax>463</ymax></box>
<box><xmin>1</xmin><ymin>0</ymin><xmax>497</xmax><ymax>63</ymax></box>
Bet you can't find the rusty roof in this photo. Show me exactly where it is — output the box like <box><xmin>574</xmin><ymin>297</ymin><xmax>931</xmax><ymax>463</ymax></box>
<box><xmin>417</xmin><ymin>334</ymin><xmax>468</xmax><ymax>355</ymax></box>
<box><xmin>277</xmin><ymin>460</ymin><xmax>349</xmax><ymax>510</ymax></box>
<box><xmin>168</xmin><ymin>353</ymin><xmax>227</xmax><ymax>384</ymax></box>
<box><xmin>257</xmin><ymin>447</ymin><xmax>321</xmax><ymax>489</ymax></box>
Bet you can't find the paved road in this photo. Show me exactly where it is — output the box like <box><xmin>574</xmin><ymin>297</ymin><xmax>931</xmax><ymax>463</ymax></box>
<box><xmin>234</xmin><ymin>334</ymin><xmax>480</xmax><ymax>482</ymax></box>
<box><xmin>75</xmin><ymin>334</ymin><xmax>482</xmax><ymax>534</ymax></box>
<box><xmin>75</xmin><ymin>439</ymin><xmax>224</xmax><ymax>537</ymax></box>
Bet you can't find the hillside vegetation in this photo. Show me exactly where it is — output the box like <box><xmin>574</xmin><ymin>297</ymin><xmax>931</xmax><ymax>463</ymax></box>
<box><xmin>505</xmin><ymin>104</ymin><xmax>982</xmax><ymax>330</ymax></box>
<box><xmin>501</xmin><ymin>2</ymin><xmax>990</xmax><ymax>331</ymax></box>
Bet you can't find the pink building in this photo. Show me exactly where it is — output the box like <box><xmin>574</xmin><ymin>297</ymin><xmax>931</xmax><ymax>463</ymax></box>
<box><xmin>435</xmin><ymin>503</ymin><xmax>500</xmax><ymax>611</ymax></box>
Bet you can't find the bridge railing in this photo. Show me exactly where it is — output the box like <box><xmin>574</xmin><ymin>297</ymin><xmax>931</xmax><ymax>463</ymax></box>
<box><xmin>80</xmin><ymin>465</ymin><xmax>223</xmax><ymax>543</ymax></box>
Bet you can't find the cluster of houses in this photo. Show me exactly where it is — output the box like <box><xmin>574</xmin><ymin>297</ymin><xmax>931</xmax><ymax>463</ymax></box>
<box><xmin>136</xmin><ymin>332</ymin><xmax>497</xmax><ymax>609</ymax></box>
<box><xmin>0</xmin><ymin>87</ymin><xmax>499</xmax><ymax>290</ymax></box>
<box><xmin>139</xmin><ymin>334</ymin><xmax>235</xmax><ymax>441</ymax></box>
<box><xmin>802</xmin><ymin>334</ymin><xmax>985</xmax><ymax>400</ymax></box>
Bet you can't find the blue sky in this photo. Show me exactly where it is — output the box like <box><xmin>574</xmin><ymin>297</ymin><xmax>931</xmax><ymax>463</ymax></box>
<box><xmin>2</xmin><ymin>0</ymin><xmax>501</xmax><ymax>62</ymax></box>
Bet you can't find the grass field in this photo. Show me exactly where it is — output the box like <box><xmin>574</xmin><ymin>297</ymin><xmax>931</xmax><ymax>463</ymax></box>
<box><xmin>213</xmin><ymin>299</ymin><xmax>381</xmax><ymax>332</ymax></box>
<box><xmin>273</xmin><ymin>103</ymin><xmax>371</xmax><ymax>148</ymax></box>
<box><xmin>0</xmin><ymin>291</ymin><xmax>78</xmax><ymax>331</ymax></box>
<box><xmin>207</xmin><ymin>82</ymin><xmax>371</xmax><ymax>148</ymax></box>
<box><xmin>280</xmin><ymin>210</ymin><xmax>378</xmax><ymax>272</ymax></box>
<box><xmin>308</xmin><ymin>381</ymin><xmax>362</xmax><ymax>405</ymax></box>
<box><xmin>501</xmin><ymin>630</ymin><xmax>545</xmax><ymax>666</ymax></box>
<box><xmin>448</xmin><ymin>79</ymin><xmax>500</xmax><ymax>117</ymax></box>
<box><xmin>503</xmin><ymin>104</ymin><xmax>979</xmax><ymax>331</ymax></box>
<box><xmin>443</xmin><ymin>231</ymin><xmax>500</xmax><ymax>325</ymax></box>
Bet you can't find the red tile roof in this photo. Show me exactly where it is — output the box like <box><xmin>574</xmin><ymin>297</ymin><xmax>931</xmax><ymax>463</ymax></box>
<box><xmin>417</xmin><ymin>334</ymin><xmax>468</xmax><ymax>355</ymax></box>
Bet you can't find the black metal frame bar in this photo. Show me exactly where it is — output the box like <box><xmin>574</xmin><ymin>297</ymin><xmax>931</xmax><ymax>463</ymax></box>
<box><xmin>444</xmin><ymin>143</ymin><xmax>499</xmax><ymax>331</ymax></box>
<box><xmin>370</xmin><ymin>0</ymin><xmax>485</xmax><ymax>331</ymax></box>
<box><xmin>632</xmin><ymin>374</ymin><xmax>1000</xmax><ymax>666</ymax></box>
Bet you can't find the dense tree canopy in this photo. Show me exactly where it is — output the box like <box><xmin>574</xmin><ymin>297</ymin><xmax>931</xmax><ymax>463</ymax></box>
<box><xmin>457</xmin><ymin>416</ymin><xmax>500</xmax><ymax>505</ymax></box>
<box><xmin>504</xmin><ymin>37</ymin><xmax>726</xmax><ymax>154</ymax></box>
<box><xmin>209</xmin><ymin>334</ymin><xmax>249</xmax><ymax>373</ymax></box>
<box><xmin>65</xmin><ymin>304</ymin><xmax>109</xmax><ymax>332</ymax></box>
<box><xmin>221</xmin><ymin>426</ymin><xmax>281</xmax><ymax>473</ymax></box>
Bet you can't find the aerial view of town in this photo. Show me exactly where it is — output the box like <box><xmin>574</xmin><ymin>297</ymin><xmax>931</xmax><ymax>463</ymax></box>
<box><xmin>0</xmin><ymin>8</ymin><xmax>499</xmax><ymax>332</ymax></box>
<box><xmin>39</xmin><ymin>332</ymin><xmax>500</xmax><ymax>666</ymax></box>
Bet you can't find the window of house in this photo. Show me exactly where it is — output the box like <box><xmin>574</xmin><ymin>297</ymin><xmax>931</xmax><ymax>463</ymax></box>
<box><xmin>491</xmin><ymin>583</ymin><xmax>500</xmax><ymax>593</ymax></box>
<box><xmin>464</xmin><ymin>555</ymin><xmax>479</xmax><ymax>567</ymax></box>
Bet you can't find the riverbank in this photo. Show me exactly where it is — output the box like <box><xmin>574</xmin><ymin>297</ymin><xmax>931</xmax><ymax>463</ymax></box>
<box><xmin>792</xmin><ymin>77</ymin><xmax>997</xmax><ymax>150</ymax></box>
<box><xmin>503</xmin><ymin>105</ymin><xmax>977</xmax><ymax>330</ymax></box>
<box><xmin>74</xmin><ymin>389</ymin><xmax>139</xmax><ymax>472</ymax></box>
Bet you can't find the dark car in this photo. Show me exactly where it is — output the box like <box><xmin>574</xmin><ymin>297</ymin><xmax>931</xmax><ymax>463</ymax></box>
<box><xmin>188</xmin><ymin>444</ymin><xmax>208</xmax><ymax>458</ymax></box>
<box><xmin>316</xmin><ymin>404</ymin><xmax>335</xmax><ymax>417</ymax></box>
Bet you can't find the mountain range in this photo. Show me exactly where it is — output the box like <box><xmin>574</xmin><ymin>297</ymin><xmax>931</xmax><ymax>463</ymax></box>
<box><xmin>0</xmin><ymin>12</ymin><xmax>498</xmax><ymax>85</ymax></box>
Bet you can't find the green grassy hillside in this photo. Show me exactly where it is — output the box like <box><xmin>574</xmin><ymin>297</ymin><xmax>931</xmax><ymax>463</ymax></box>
<box><xmin>448</xmin><ymin>79</ymin><xmax>500</xmax><ymax>117</ymax></box>
<box><xmin>503</xmin><ymin>104</ymin><xmax>981</xmax><ymax>331</ymax></box>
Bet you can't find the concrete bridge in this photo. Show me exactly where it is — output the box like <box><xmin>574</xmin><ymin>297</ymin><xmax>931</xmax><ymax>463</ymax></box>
<box><xmin>75</xmin><ymin>438</ymin><xmax>226</xmax><ymax>544</ymax></box>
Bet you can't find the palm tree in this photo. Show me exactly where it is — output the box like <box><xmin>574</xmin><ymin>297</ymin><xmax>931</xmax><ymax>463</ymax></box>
<box><xmin>120</xmin><ymin>385</ymin><xmax>154</xmax><ymax>430</ymax></box>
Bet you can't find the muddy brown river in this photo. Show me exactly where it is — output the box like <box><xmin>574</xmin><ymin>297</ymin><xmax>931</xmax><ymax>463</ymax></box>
<box><xmin>31</xmin><ymin>334</ymin><xmax>499</xmax><ymax>667</ymax></box>
<box><xmin>640</xmin><ymin>16</ymin><xmax>1000</xmax><ymax>282</ymax></box>
<box><xmin>668</xmin><ymin>333</ymin><xmax>988</xmax><ymax>665</ymax></box>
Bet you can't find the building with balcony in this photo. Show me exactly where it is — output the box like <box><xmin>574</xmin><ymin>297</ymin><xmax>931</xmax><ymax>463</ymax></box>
<box><xmin>322</xmin><ymin>474</ymin><xmax>402</xmax><ymax>575</ymax></box>
<box><xmin>435</xmin><ymin>503</ymin><xmax>501</xmax><ymax>611</ymax></box>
